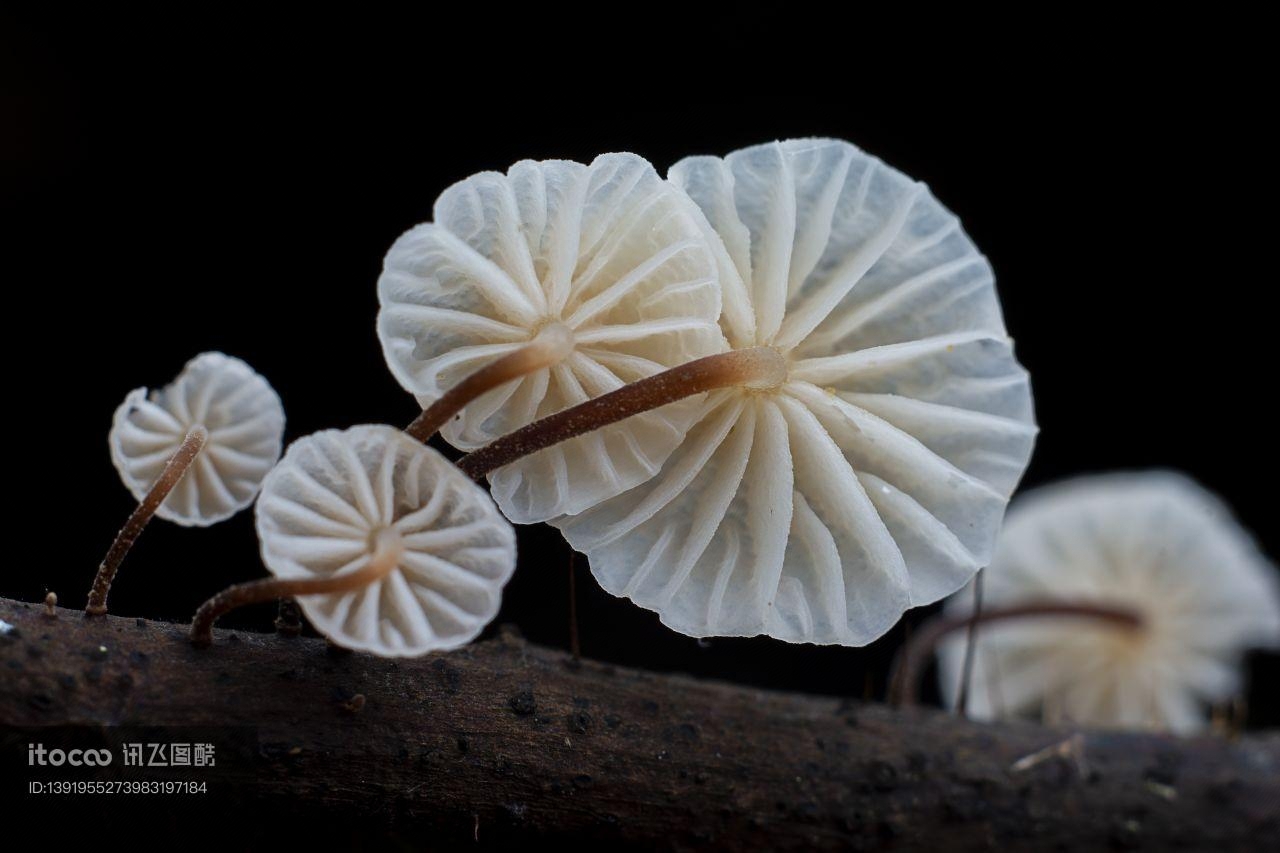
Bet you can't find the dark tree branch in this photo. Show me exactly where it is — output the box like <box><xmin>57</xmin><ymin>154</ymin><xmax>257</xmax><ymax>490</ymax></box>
<box><xmin>1</xmin><ymin>597</ymin><xmax>1276</xmax><ymax>850</ymax></box>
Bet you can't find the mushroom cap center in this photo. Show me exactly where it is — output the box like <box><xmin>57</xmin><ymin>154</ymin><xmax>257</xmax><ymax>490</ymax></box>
<box><xmin>529</xmin><ymin>320</ymin><xmax>576</xmax><ymax>361</ymax></box>
<box><xmin>737</xmin><ymin>346</ymin><xmax>789</xmax><ymax>394</ymax></box>
<box><xmin>367</xmin><ymin>525</ymin><xmax>405</xmax><ymax>556</ymax></box>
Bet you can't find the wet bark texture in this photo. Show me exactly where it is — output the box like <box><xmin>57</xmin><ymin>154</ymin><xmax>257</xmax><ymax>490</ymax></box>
<box><xmin>1</xmin><ymin>597</ymin><xmax>1276</xmax><ymax>850</ymax></box>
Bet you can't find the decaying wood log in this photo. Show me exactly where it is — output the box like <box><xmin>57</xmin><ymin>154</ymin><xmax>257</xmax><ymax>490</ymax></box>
<box><xmin>1</xmin><ymin>596</ymin><xmax>1276</xmax><ymax>850</ymax></box>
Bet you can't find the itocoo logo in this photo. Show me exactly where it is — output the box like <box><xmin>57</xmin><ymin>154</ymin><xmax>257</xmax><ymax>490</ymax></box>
<box><xmin>28</xmin><ymin>744</ymin><xmax>113</xmax><ymax>766</ymax></box>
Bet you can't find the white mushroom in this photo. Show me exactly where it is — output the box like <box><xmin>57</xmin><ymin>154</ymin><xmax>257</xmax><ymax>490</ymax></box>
<box><xmin>937</xmin><ymin>471</ymin><xmax>1280</xmax><ymax>733</ymax></box>
<box><xmin>190</xmin><ymin>425</ymin><xmax>516</xmax><ymax>656</ymax></box>
<box><xmin>377</xmin><ymin>152</ymin><xmax>724</xmax><ymax>523</ymax></box>
<box><xmin>465</xmin><ymin>138</ymin><xmax>1036</xmax><ymax>646</ymax></box>
<box><xmin>89</xmin><ymin>352</ymin><xmax>284</xmax><ymax>614</ymax></box>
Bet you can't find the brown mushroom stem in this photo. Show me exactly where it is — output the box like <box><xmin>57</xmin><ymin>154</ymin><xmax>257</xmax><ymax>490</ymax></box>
<box><xmin>887</xmin><ymin>601</ymin><xmax>1145</xmax><ymax>707</ymax></box>
<box><xmin>86</xmin><ymin>425</ymin><xmax>208</xmax><ymax>616</ymax></box>
<box><xmin>189</xmin><ymin>528</ymin><xmax>404</xmax><ymax>647</ymax></box>
<box><xmin>459</xmin><ymin>346</ymin><xmax>788</xmax><ymax>477</ymax></box>
<box><xmin>568</xmin><ymin>549</ymin><xmax>581</xmax><ymax>662</ymax></box>
<box><xmin>953</xmin><ymin>569</ymin><xmax>984</xmax><ymax>716</ymax></box>
<box><xmin>405</xmin><ymin>323</ymin><xmax>576</xmax><ymax>443</ymax></box>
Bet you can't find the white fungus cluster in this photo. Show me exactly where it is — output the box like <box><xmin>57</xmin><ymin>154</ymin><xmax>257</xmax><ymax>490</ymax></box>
<box><xmin>100</xmin><ymin>137</ymin><xmax>1275</xmax><ymax>714</ymax></box>
<box><xmin>377</xmin><ymin>139</ymin><xmax>1036</xmax><ymax>648</ymax></box>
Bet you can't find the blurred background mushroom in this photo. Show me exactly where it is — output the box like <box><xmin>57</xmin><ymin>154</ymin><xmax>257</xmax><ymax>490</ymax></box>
<box><xmin>936</xmin><ymin>471</ymin><xmax>1280</xmax><ymax>733</ymax></box>
<box><xmin>190</xmin><ymin>425</ymin><xmax>516</xmax><ymax>654</ymax></box>
<box><xmin>88</xmin><ymin>352</ymin><xmax>284</xmax><ymax>615</ymax></box>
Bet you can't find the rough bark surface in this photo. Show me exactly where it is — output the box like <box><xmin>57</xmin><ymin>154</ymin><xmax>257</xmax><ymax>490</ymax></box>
<box><xmin>1</xmin><ymin>597</ymin><xmax>1276</xmax><ymax>850</ymax></box>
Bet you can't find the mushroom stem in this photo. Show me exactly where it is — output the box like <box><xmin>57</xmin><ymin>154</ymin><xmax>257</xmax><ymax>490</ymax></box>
<box><xmin>886</xmin><ymin>601</ymin><xmax>1145</xmax><ymax>707</ymax></box>
<box><xmin>568</xmin><ymin>549</ymin><xmax>580</xmax><ymax>662</ymax></box>
<box><xmin>954</xmin><ymin>569</ymin><xmax>984</xmax><ymax>717</ymax></box>
<box><xmin>459</xmin><ymin>346</ymin><xmax>787</xmax><ymax>478</ymax></box>
<box><xmin>189</xmin><ymin>528</ymin><xmax>404</xmax><ymax>647</ymax></box>
<box><xmin>405</xmin><ymin>323</ymin><xmax>576</xmax><ymax>443</ymax></box>
<box><xmin>86</xmin><ymin>425</ymin><xmax>208</xmax><ymax>616</ymax></box>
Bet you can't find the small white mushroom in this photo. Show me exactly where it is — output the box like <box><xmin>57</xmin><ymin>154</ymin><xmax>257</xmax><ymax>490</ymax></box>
<box><xmin>377</xmin><ymin>152</ymin><xmax>724</xmax><ymax>523</ymax></box>
<box><xmin>190</xmin><ymin>425</ymin><xmax>516</xmax><ymax>656</ymax></box>
<box><xmin>938</xmin><ymin>471</ymin><xmax>1280</xmax><ymax>733</ymax></box>
<box><xmin>468</xmin><ymin>139</ymin><xmax>1036</xmax><ymax>646</ymax></box>
<box><xmin>89</xmin><ymin>352</ymin><xmax>284</xmax><ymax>614</ymax></box>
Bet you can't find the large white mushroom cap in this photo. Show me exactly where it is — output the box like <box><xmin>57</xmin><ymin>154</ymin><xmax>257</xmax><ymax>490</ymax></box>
<box><xmin>939</xmin><ymin>471</ymin><xmax>1280</xmax><ymax>734</ymax></box>
<box><xmin>255</xmin><ymin>425</ymin><xmax>517</xmax><ymax>656</ymax></box>
<box><xmin>109</xmin><ymin>351</ymin><xmax>285</xmax><ymax>525</ymax></box>
<box><xmin>377</xmin><ymin>152</ymin><xmax>724</xmax><ymax>523</ymax></box>
<box><xmin>555</xmin><ymin>138</ymin><xmax>1037</xmax><ymax>645</ymax></box>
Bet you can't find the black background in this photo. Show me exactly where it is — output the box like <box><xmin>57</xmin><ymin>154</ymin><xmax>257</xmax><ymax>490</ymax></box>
<box><xmin>6</xmin><ymin>20</ymin><xmax>1277</xmax><ymax>722</ymax></box>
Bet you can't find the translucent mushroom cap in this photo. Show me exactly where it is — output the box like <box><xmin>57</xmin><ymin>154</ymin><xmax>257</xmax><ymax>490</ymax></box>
<box><xmin>939</xmin><ymin>471</ymin><xmax>1280</xmax><ymax>734</ymax></box>
<box><xmin>255</xmin><ymin>425</ymin><xmax>517</xmax><ymax>656</ymax></box>
<box><xmin>109</xmin><ymin>352</ymin><xmax>285</xmax><ymax>526</ymax></box>
<box><xmin>555</xmin><ymin>138</ymin><xmax>1037</xmax><ymax>646</ymax></box>
<box><xmin>377</xmin><ymin>152</ymin><xmax>724</xmax><ymax>523</ymax></box>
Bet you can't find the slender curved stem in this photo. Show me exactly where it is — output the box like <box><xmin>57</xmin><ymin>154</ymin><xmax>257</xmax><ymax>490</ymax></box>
<box><xmin>886</xmin><ymin>601</ymin><xmax>1145</xmax><ymax>707</ymax></box>
<box><xmin>568</xmin><ymin>549</ymin><xmax>580</xmax><ymax>662</ymax></box>
<box><xmin>405</xmin><ymin>324</ymin><xmax>575</xmax><ymax>443</ymax></box>
<box><xmin>459</xmin><ymin>346</ymin><xmax>787</xmax><ymax>478</ymax></box>
<box><xmin>954</xmin><ymin>569</ymin><xmax>984</xmax><ymax>716</ymax></box>
<box><xmin>189</xmin><ymin>528</ymin><xmax>404</xmax><ymax>647</ymax></box>
<box><xmin>86</xmin><ymin>425</ymin><xmax>208</xmax><ymax>616</ymax></box>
